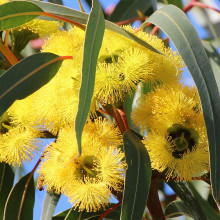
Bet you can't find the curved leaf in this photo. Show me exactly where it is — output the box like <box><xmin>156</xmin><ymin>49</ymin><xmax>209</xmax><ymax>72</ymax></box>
<box><xmin>74</xmin><ymin>0</ymin><xmax>105</xmax><ymax>155</ymax></box>
<box><xmin>41</xmin><ymin>192</ymin><xmax>61</xmax><ymax>220</ymax></box>
<box><xmin>3</xmin><ymin>172</ymin><xmax>35</xmax><ymax>220</ymax></box>
<box><xmin>168</xmin><ymin>181</ymin><xmax>206</xmax><ymax>220</ymax></box>
<box><xmin>0</xmin><ymin>163</ymin><xmax>14</xmax><ymax>220</ymax></box>
<box><xmin>121</xmin><ymin>130</ymin><xmax>152</xmax><ymax>220</ymax></box>
<box><xmin>0</xmin><ymin>52</ymin><xmax>68</xmax><ymax>117</ymax></box>
<box><xmin>165</xmin><ymin>201</ymin><xmax>192</xmax><ymax>218</ymax></box>
<box><xmin>0</xmin><ymin>1</ymin><xmax>43</xmax><ymax>30</ymax></box>
<box><xmin>144</xmin><ymin>4</ymin><xmax>220</xmax><ymax>203</ymax></box>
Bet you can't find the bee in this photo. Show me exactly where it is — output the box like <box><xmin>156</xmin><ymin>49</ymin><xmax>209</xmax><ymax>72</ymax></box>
<box><xmin>36</xmin><ymin>176</ymin><xmax>44</xmax><ymax>191</ymax></box>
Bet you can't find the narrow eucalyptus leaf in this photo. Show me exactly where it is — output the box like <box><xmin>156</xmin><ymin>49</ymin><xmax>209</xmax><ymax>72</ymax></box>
<box><xmin>145</xmin><ymin>4</ymin><xmax>220</xmax><ymax>203</ymax></box>
<box><xmin>0</xmin><ymin>163</ymin><xmax>14</xmax><ymax>220</ymax></box>
<box><xmin>121</xmin><ymin>130</ymin><xmax>151</xmax><ymax>220</ymax></box>
<box><xmin>0</xmin><ymin>1</ymin><xmax>43</xmax><ymax>30</ymax></box>
<box><xmin>3</xmin><ymin>172</ymin><xmax>35</xmax><ymax>220</ymax></box>
<box><xmin>41</xmin><ymin>192</ymin><xmax>61</xmax><ymax>220</ymax></box>
<box><xmin>74</xmin><ymin>0</ymin><xmax>105</xmax><ymax>155</ymax></box>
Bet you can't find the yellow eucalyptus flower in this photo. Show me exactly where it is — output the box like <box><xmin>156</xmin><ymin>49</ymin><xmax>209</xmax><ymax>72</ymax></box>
<box><xmin>132</xmin><ymin>83</ymin><xmax>209</xmax><ymax>180</ymax></box>
<box><xmin>93</xmin><ymin>25</ymin><xmax>183</xmax><ymax>105</ymax></box>
<box><xmin>123</xmin><ymin>25</ymin><xmax>184</xmax><ymax>83</ymax></box>
<box><xmin>132</xmin><ymin>83</ymin><xmax>200</xmax><ymax>131</ymax></box>
<box><xmin>0</xmin><ymin>125</ymin><xmax>41</xmax><ymax>166</ymax></box>
<box><xmin>39</xmin><ymin>118</ymin><xmax>126</xmax><ymax>212</ymax></box>
<box><xmin>95</xmin><ymin>47</ymin><xmax>154</xmax><ymax>104</ymax></box>
<box><xmin>85</xmin><ymin>117</ymin><xmax>122</xmax><ymax>146</ymax></box>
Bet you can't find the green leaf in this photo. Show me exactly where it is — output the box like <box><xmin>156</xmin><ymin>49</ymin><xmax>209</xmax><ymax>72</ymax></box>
<box><xmin>168</xmin><ymin>181</ymin><xmax>206</xmax><ymax>220</ymax></box>
<box><xmin>41</xmin><ymin>192</ymin><xmax>61</xmax><ymax>220</ymax></box>
<box><xmin>124</xmin><ymin>89</ymin><xmax>136</xmax><ymax>129</ymax></box>
<box><xmin>203</xmin><ymin>41</ymin><xmax>220</xmax><ymax>91</ymax></box>
<box><xmin>53</xmin><ymin>204</ymin><xmax>121</xmax><ymax>220</ymax></box>
<box><xmin>165</xmin><ymin>201</ymin><xmax>193</xmax><ymax>218</ymax></box>
<box><xmin>145</xmin><ymin>4</ymin><xmax>220</xmax><ymax>203</ymax></box>
<box><xmin>121</xmin><ymin>130</ymin><xmax>152</xmax><ymax>220</ymax></box>
<box><xmin>3</xmin><ymin>172</ymin><xmax>35</xmax><ymax>220</ymax></box>
<box><xmin>0</xmin><ymin>163</ymin><xmax>14</xmax><ymax>220</ymax></box>
<box><xmin>28</xmin><ymin>0</ymin><xmax>163</xmax><ymax>55</ymax></box>
<box><xmin>74</xmin><ymin>0</ymin><xmax>105</xmax><ymax>155</ymax></box>
<box><xmin>188</xmin><ymin>182</ymin><xmax>220</xmax><ymax>220</ymax></box>
<box><xmin>0</xmin><ymin>1</ymin><xmax>43</xmax><ymax>30</ymax></box>
<box><xmin>108</xmin><ymin>0</ymin><xmax>152</xmax><ymax>22</ymax></box>
<box><xmin>0</xmin><ymin>52</ymin><xmax>66</xmax><ymax>117</ymax></box>
<box><xmin>165</xmin><ymin>0</ymin><xmax>183</xmax><ymax>9</ymax></box>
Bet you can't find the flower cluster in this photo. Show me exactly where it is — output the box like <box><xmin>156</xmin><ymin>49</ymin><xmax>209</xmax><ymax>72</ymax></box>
<box><xmin>0</xmin><ymin>20</ymin><xmax>209</xmax><ymax>212</ymax></box>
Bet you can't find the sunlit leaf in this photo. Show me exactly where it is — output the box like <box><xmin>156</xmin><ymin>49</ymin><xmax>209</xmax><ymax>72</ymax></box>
<box><xmin>75</xmin><ymin>0</ymin><xmax>105</xmax><ymax>155</ymax></box>
<box><xmin>121</xmin><ymin>130</ymin><xmax>151</xmax><ymax>220</ymax></box>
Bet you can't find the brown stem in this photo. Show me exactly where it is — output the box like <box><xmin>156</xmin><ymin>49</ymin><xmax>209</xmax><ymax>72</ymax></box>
<box><xmin>98</xmin><ymin>200</ymin><xmax>122</xmax><ymax>220</ymax></box>
<box><xmin>147</xmin><ymin>178</ymin><xmax>165</xmax><ymax>220</ymax></box>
